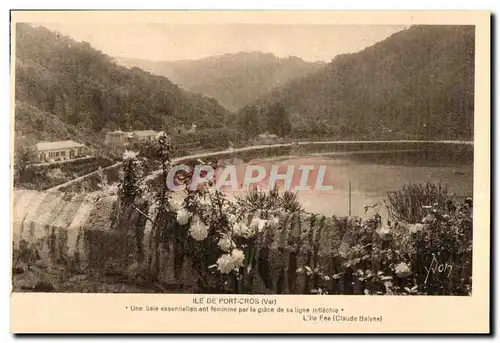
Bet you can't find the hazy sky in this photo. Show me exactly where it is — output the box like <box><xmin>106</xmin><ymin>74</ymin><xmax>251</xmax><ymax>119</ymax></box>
<box><xmin>35</xmin><ymin>23</ymin><xmax>407</xmax><ymax>62</ymax></box>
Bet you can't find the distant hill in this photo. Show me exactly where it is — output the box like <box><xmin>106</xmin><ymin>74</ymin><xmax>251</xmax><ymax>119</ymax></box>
<box><xmin>15</xmin><ymin>102</ymin><xmax>89</xmax><ymax>145</ymax></box>
<box><xmin>14</xmin><ymin>23</ymin><xmax>233</xmax><ymax>146</ymax></box>
<box><xmin>252</xmin><ymin>25</ymin><xmax>475</xmax><ymax>140</ymax></box>
<box><xmin>116</xmin><ymin>52</ymin><xmax>326</xmax><ymax>111</ymax></box>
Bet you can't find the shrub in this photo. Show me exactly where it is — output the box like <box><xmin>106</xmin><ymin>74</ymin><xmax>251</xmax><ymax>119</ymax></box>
<box><xmin>408</xmin><ymin>199</ymin><xmax>473</xmax><ymax>295</ymax></box>
<box><xmin>385</xmin><ymin>181</ymin><xmax>448</xmax><ymax>223</ymax></box>
<box><xmin>115</xmin><ymin>158</ymin><xmax>472</xmax><ymax>295</ymax></box>
<box><xmin>308</xmin><ymin>197</ymin><xmax>473</xmax><ymax>296</ymax></box>
<box><xmin>235</xmin><ymin>186</ymin><xmax>303</xmax><ymax>217</ymax></box>
<box><xmin>47</xmin><ymin>168</ymin><xmax>66</xmax><ymax>180</ymax></box>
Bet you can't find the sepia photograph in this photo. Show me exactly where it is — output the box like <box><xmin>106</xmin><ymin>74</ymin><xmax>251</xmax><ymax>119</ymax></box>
<box><xmin>9</xmin><ymin>10</ymin><xmax>491</xmax><ymax>334</ymax></box>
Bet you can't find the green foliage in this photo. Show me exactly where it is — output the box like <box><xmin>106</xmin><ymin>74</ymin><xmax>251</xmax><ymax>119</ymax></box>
<box><xmin>236</xmin><ymin>105</ymin><xmax>264</xmax><ymax>139</ymax></box>
<box><xmin>236</xmin><ymin>187</ymin><xmax>272</xmax><ymax>213</ymax></box>
<box><xmin>193</xmin><ymin>127</ymin><xmax>233</xmax><ymax>150</ymax></box>
<box><xmin>14</xmin><ymin>175</ymin><xmax>472</xmax><ymax>295</ymax></box>
<box><xmin>155</xmin><ymin>132</ymin><xmax>173</xmax><ymax>206</ymax></box>
<box><xmin>13</xmin><ymin>140</ymin><xmax>35</xmax><ymax>182</ymax></box>
<box><xmin>266</xmin><ymin>103</ymin><xmax>291</xmax><ymax>137</ymax></box>
<box><xmin>255</xmin><ymin>25</ymin><xmax>475</xmax><ymax>140</ymax></box>
<box><xmin>118</xmin><ymin>152</ymin><xmax>144</xmax><ymax>205</ymax></box>
<box><xmin>279</xmin><ymin>190</ymin><xmax>303</xmax><ymax>213</ymax></box>
<box><xmin>13</xmin><ymin>131</ymin><xmax>115</xmax><ymax>191</ymax></box>
<box><xmin>385</xmin><ymin>181</ymin><xmax>448</xmax><ymax>223</ymax></box>
<box><xmin>298</xmin><ymin>198</ymin><xmax>472</xmax><ymax>296</ymax></box>
<box><xmin>15</xmin><ymin>23</ymin><xmax>232</xmax><ymax>138</ymax></box>
<box><xmin>118</xmin><ymin>52</ymin><xmax>325</xmax><ymax>112</ymax></box>
<box><xmin>235</xmin><ymin>102</ymin><xmax>292</xmax><ymax>140</ymax></box>
<box><xmin>410</xmin><ymin>200</ymin><xmax>473</xmax><ymax>295</ymax></box>
<box><xmin>16</xmin><ymin>156</ymin><xmax>114</xmax><ymax>191</ymax></box>
<box><xmin>235</xmin><ymin>186</ymin><xmax>302</xmax><ymax>217</ymax></box>
<box><xmin>14</xmin><ymin>102</ymin><xmax>90</xmax><ymax>144</ymax></box>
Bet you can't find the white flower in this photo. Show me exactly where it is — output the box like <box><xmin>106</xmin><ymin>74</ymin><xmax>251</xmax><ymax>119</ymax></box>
<box><xmin>123</xmin><ymin>150</ymin><xmax>139</xmax><ymax>160</ymax></box>
<box><xmin>215</xmin><ymin>249</ymin><xmax>245</xmax><ymax>274</ymax></box>
<box><xmin>231</xmin><ymin>249</ymin><xmax>245</xmax><ymax>267</ymax></box>
<box><xmin>269</xmin><ymin>216</ymin><xmax>280</xmax><ymax>228</ymax></box>
<box><xmin>228</xmin><ymin>214</ymin><xmax>238</xmax><ymax>224</ymax></box>
<box><xmin>170</xmin><ymin>197</ymin><xmax>185</xmax><ymax>212</ymax></box>
<box><xmin>250</xmin><ymin>218</ymin><xmax>268</xmax><ymax>232</ymax></box>
<box><xmin>198</xmin><ymin>195</ymin><xmax>211</xmax><ymax>206</ymax></box>
<box><xmin>156</xmin><ymin>131</ymin><xmax>166</xmax><ymax>138</ymax></box>
<box><xmin>408</xmin><ymin>223</ymin><xmax>425</xmax><ymax>233</ymax></box>
<box><xmin>189</xmin><ymin>216</ymin><xmax>208</xmax><ymax>241</ymax></box>
<box><xmin>218</xmin><ymin>235</ymin><xmax>235</xmax><ymax>252</ymax></box>
<box><xmin>394</xmin><ymin>262</ymin><xmax>412</xmax><ymax>278</ymax></box>
<box><xmin>376</xmin><ymin>226</ymin><xmax>392</xmax><ymax>241</ymax></box>
<box><xmin>232</xmin><ymin>222</ymin><xmax>254</xmax><ymax>238</ymax></box>
<box><xmin>216</xmin><ymin>254</ymin><xmax>235</xmax><ymax>274</ymax></box>
<box><xmin>176</xmin><ymin>208</ymin><xmax>191</xmax><ymax>225</ymax></box>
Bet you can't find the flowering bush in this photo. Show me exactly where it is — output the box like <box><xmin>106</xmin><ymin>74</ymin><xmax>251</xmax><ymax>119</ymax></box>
<box><xmin>216</xmin><ymin>249</ymin><xmax>245</xmax><ymax>274</ymax></box>
<box><xmin>297</xmin><ymin>198</ymin><xmax>473</xmax><ymax>296</ymax></box>
<box><xmin>118</xmin><ymin>150</ymin><xmax>144</xmax><ymax>205</ymax></box>
<box><xmin>115</xmin><ymin>141</ymin><xmax>472</xmax><ymax>295</ymax></box>
<box><xmin>176</xmin><ymin>208</ymin><xmax>191</xmax><ymax>225</ymax></box>
<box><xmin>385</xmin><ymin>181</ymin><xmax>448</xmax><ymax>223</ymax></box>
<box><xmin>189</xmin><ymin>215</ymin><xmax>209</xmax><ymax>241</ymax></box>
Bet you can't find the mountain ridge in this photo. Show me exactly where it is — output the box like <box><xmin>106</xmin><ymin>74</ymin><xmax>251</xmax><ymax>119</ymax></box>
<box><xmin>14</xmin><ymin>23</ymin><xmax>233</xmax><ymax>147</ymax></box>
<box><xmin>115</xmin><ymin>51</ymin><xmax>326</xmax><ymax>111</ymax></box>
<box><xmin>251</xmin><ymin>25</ymin><xmax>475</xmax><ymax>140</ymax></box>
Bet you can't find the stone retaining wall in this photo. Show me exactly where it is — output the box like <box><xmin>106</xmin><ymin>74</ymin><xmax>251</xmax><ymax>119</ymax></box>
<box><xmin>12</xmin><ymin>189</ymin><xmax>371</xmax><ymax>293</ymax></box>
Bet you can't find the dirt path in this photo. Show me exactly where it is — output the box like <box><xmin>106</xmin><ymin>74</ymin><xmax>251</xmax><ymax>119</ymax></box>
<box><xmin>46</xmin><ymin>162</ymin><xmax>122</xmax><ymax>193</ymax></box>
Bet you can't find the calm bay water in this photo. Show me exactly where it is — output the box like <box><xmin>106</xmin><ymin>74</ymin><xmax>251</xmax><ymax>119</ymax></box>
<box><xmin>222</xmin><ymin>148</ymin><xmax>474</xmax><ymax>218</ymax></box>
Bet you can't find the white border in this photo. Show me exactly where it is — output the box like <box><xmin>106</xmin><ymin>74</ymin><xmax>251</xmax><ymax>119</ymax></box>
<box><xmin>2</xmin><ymin>1</ymin><xmax>497</xmax><ymax>341</ymax></box>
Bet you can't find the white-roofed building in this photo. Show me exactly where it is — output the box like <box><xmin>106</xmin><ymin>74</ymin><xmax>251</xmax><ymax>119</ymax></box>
<box><xmin>35</xmin><ymin>140</ymin><xmax>87</xmax><ymax>162</ymax></box>
<box><xmin>104</xmin><ymin>130</ymin><xmax>133</xmax><ymax>147</ymax></box>
<box><xmin>256</xmin><ymin>132</ymin><xmax>279</xmax><ymax>145</ymax></box>
<box><xmin>132</xmin><ymin>130</ymin><xmax>158</xmax><ymax>142</ymax></box>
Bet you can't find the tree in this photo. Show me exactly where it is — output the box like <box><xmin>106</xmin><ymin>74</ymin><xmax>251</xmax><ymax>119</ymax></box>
<box><xmin>118</xmin><ymin>151</ymin><xmax>144</xmax><ymax>205</ymax></box>
<box><xmin>132</xmin><ymin>120</ymin><xmax>147</xmax><ymax>131</ymax></box>
<box><xmin>236</xmin><ymin>105</ymin><xmax>263</xmax><ymax>139</ymax></box>
<box><xmin>266</xmin><ymin>103</ymin><xmax>291</xmax><ymax>137</ymax></box>
<box><xmin>14</xmin><ymin>140</ymin><xmax>36</xmax><ymax>183</ymax></box>
<box><xmin>15</xmin><ymin>23</ymin><xmax>231</xmax><ymax>142</ymax></box>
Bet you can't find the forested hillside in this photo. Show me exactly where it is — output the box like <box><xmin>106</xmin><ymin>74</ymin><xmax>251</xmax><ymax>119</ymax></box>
<box><xmin>251</xmin><ymin>25</ymin><xmax>475</xmax><ymax>140</ymax></box>
<box><xmin>116</xmin><ymin>52</ymin><xmax>325</xmax><ymax>111</ymax></box>
<box><xmin>14</xmin><ymin>24</ymin><xmax>475</xmax><ymax>148</ymax></box>
<box><xmin>14</xmin><ymin>23</ymin><xmax>233</xmax><ymax>144</ymax></box>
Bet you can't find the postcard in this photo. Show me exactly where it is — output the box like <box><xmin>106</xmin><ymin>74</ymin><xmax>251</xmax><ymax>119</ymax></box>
<box><xmin>10</xmin><ymin>10</ymin><xmax>491</xmax><ymax>334</ymax></box>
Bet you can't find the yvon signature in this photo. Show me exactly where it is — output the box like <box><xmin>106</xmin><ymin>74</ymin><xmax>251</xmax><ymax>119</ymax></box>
<box><xmin>424</xmin><ymin>255</ymin><xmax>453</xmax><ymax>284</ymax></box>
